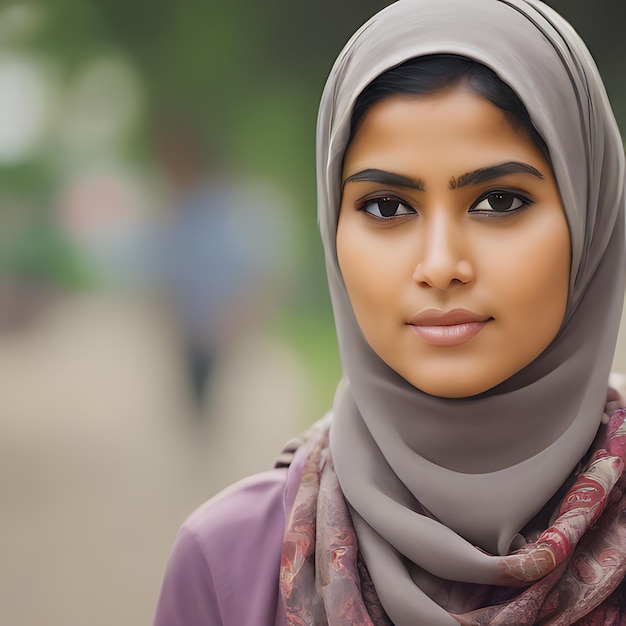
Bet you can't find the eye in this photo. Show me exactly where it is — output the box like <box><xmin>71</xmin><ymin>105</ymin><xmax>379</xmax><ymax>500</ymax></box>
<box><xmin>470</xmin><ymin>191</ymin><xmax>531</xmax><ymax>215</ymax></box>
<box><xmin>359</xmin><ymin>197</ymin><xmax>416</xmax><ymax>219</ymax></box>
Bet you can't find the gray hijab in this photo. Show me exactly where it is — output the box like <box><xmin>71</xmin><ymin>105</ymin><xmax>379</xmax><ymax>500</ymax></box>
<box><xmin>318</xmin><ymin>0</ymin><xmax>625</xmax><ymax>623</ymax></box>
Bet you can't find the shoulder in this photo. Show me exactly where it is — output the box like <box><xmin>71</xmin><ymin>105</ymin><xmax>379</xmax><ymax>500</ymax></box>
<box><xmin>186</xmin><ymin>467</ymin><xmax>289</xmax><ymax>542</ymax></box>
<box><xmin>154</xmin><ymin>468</ymin><xmax>291</xmax><ymax>626</ymax></box>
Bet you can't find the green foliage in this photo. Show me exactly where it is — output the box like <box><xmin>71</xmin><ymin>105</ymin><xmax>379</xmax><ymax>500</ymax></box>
<box><xmin>0</xmin><ymin>218</ymin><xmax>92</xmax><ymax>288</ymax></box>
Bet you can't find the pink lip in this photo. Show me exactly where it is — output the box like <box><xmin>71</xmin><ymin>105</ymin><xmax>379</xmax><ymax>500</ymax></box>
<box><xmin>408</xmin><ymin>308</ymin><xmax>491</xmax><ymax>347</ymax></box>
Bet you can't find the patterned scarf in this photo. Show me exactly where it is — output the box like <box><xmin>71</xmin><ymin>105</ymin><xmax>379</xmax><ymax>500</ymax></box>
<box><xmin>279</xmin><ymin>407</ymin><xmax>626</xmax><ymax>625</ymax></box>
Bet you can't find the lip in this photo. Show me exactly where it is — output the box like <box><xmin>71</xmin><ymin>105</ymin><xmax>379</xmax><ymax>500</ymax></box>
<box><xmin>408</xmin><ymin>308</ymin><xmax>491</xmax><ymax>347</ymax></box>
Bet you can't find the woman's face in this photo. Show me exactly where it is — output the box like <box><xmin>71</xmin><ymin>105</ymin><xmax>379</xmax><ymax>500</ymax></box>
<box><xmin>336</xmin><ymin>87</ymin><xmax>571</xmax><ymax>398</ymax></box>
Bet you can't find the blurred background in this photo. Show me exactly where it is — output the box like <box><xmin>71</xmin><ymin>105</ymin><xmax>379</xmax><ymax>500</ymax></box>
<box><xmin>0</xmin><ymin>1</ymin><xmax>624</xmax><ymax>624</ymax></box>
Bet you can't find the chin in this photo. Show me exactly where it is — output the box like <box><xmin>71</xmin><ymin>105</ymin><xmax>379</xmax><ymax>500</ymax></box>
<box><xmin>408</xmin><ymin>376</ymin><xmax>498</xmax><ymax>399</ymax></box>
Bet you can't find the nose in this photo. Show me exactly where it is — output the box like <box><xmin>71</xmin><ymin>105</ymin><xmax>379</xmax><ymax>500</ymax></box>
<box><xmin>412</xmin><ymin>214</ymin><xmax>475</xmax><ymax>290</ymax></box>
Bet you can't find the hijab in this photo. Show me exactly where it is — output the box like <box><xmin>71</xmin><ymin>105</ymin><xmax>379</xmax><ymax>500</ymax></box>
<box><xmin>315</xmin><ymin>0</ymin><xmax>626</xmax><ymax>622</ymax></box>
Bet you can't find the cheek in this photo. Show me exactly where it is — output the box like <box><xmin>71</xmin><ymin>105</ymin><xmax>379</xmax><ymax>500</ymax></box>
<box><xmin>336</xmin><ymin>219</ymin><xmax>404</xmax><ymax>315</ymax></box>
<box><xmin>337</xmin><ymin>218</ymin><xmax>374</xmax><ymax>298</ymax></box>
<box><xmin>490</xmin><ymin>212</ymin><xmax>571</xmax><ymax>338</ymax></box>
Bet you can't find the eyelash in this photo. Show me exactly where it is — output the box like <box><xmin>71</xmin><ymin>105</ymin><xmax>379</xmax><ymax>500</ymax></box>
<box><xmin>469</xmin><ymin>190</ymin><xmax>534</xmax><ymax>216</ymax></box>
<box><xmin>356</xmin><ymin>190</ymin><xmax>534</xmax><ymax>220</ymax></box>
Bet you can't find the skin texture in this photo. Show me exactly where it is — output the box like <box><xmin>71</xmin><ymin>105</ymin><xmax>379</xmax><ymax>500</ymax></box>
<box><xmin>336</xmin><ymin>87</ymin><xmax>571</xmax><ymax>398</ymax></box>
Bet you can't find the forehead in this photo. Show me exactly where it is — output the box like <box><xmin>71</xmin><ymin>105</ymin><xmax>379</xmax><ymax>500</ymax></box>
<box><xmin>343</xmin><ymin>88</ymin><xmax>547</xmax><ymax>179</ymax></box>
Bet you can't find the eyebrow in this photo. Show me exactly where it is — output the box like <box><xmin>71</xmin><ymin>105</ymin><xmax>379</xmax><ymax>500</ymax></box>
<box><xmin>342</xmin><ymin>168</ymin><xmax>425</xmax><ymax>191</ymax></box>
<box><xmin>449</xmin><ymin>162</ymin><xmax>544</xmax><ymax>189</ymax></box>
<box><xmin>342</xmin><ymin>161</ymin><xmax>544</xmax><ymax>193</ymax></box>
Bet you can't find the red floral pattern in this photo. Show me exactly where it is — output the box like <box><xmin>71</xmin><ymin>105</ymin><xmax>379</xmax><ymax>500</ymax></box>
<box><xmin>280</xmin><ymin>410</ymin><xmax>626</xmax><ymax>625</ymax></box>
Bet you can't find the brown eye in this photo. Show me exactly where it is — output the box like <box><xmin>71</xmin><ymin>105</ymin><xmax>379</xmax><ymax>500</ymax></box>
<box><xmin>379</xmin><ymin>199</ymin><xmax>400</xmax><ymax>217</ymax></box>
<box><xmin>471</xmin><ymin>191</ymin><xmax>529</xmax><ymax>215</ymax></box>
<box><xmin>360</xmin><ymin>197</ymin><xmax>415</xmax><ymax>219</ymax></box>
<box><xmin>489</xmin><ymin>193</ymin><xmax>518</xmax><ymax>212</ymax></box>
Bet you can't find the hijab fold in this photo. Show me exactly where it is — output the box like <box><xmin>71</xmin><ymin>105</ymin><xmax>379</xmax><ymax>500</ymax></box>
<box><xmin>312</xmin><ymin>0</ymin><xmax>626</xmax><ymax>622</ymax></box>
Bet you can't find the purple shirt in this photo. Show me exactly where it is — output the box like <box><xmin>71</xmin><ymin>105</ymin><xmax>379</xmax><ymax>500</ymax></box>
<box><xmin>154</xmin><ymin>455</ymin><xmax>305</xmax><ymax>625</ymax></box>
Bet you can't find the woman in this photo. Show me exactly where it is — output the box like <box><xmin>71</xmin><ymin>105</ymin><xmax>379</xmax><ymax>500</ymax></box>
<box><xmin>154</xmin><ymin>0</ymin><xmax>626</xmax><ymax>623</ymax></box>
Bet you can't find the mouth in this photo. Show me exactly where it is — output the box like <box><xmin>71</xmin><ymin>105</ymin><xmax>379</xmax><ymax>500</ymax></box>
<box><xmin>407</xmin><ymin>308</ymin><xmax>492</xmax><ymax>347</ymax></box>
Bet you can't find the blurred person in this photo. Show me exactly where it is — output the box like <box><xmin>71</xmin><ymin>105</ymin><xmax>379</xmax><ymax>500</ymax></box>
<box><xmin>152</xmin><ymin>117</ymin><xmax>291</xmax><ymax>412</ymax></box>
<box><xmin>154</xmin><ymin>0</ymin><xmax>626</xmax><ymax>624</ymax></box>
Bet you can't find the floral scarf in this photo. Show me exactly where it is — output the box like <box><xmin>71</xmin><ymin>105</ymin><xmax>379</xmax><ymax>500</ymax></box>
<box><xmin>279</xmin><ymin>406</ymin><xmax>626</xmax><ymax>625</ymax></box>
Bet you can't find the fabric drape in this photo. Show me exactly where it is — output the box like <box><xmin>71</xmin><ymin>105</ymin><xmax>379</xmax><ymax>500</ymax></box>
<box><xmin>310</xmin><ymin>0</ymin><xmax>626</xmax><ymax>622</ymax></box>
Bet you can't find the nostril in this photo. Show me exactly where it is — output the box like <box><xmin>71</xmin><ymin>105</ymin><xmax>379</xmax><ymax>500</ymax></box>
<box><xmin>412</xmin><ymin>258</ymin><xmax>475</xmax><ymax>289</ymax></box>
